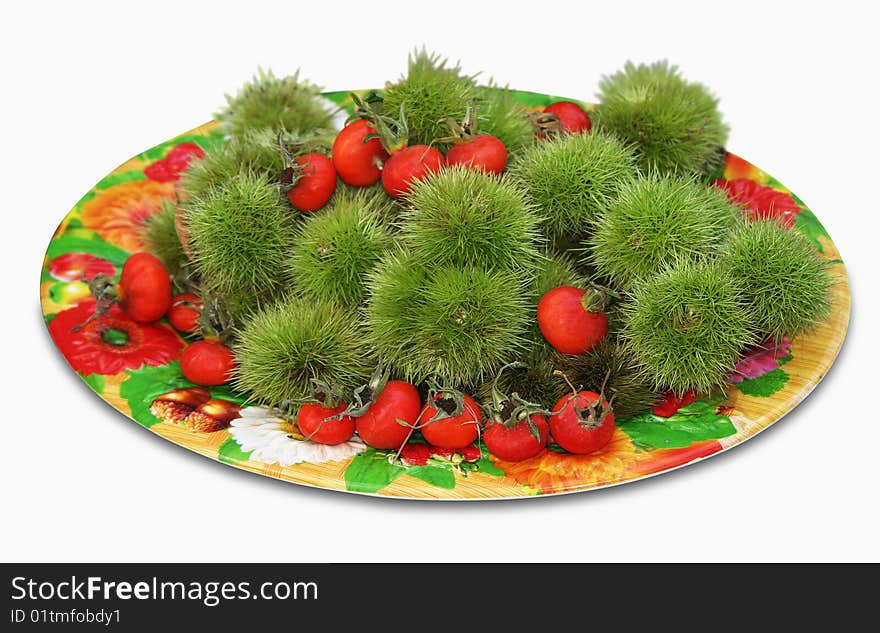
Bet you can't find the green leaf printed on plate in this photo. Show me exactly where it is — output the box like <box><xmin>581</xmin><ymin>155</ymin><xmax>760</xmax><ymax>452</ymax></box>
<box><xmin>734</xmin><ymin>350</ymin><xmax>792</xmax><ymax>398</ymax></box>
<box><xmin>621</xmin><ymin>398</ymin><xmax>737</xmax><ymax>450</ymax></box>
<box><xmin>207</xmin><ymin>385</ymin><xmax>252</xmax><ymax>407</ymax></box>
<box><xmin>120</xmin><ymin>362</ymin><xmax>196</xmax><ymax>427</ymax></box>
<box><xmin>793</xmin><ymin>207</ymin><xmax>831</xmax><ymax>254</ymax></box>
<box><xmin>45</xmin><ymin>232</ymin><xmax>130</xmax><ymax>266</ymax></box>
<box><xmin>321</xmin><ymin>90</ymin><xmax>355</xmax><ymax>109</ymax></box>
<box><xmin>735</xmin><ymin>368</ymin><xmax>790</xmax><ymax>397</ymax></box>
<box><xmin>137</xmin><ymin>132</ymin><xmax>225</xmax><ymax>162</ymax></box>
<box><xmin>345</xmin><ymin>446</ymin><xmax>488</xmax><ymax>493</ymax></box>
<box><xmin>81</xmin><ymin>373</ymin><xmax>105</xmax><ymax>395</ymax></box>
<box><xmin>508</xmin><ymin>90</ymin><xmax>553</xmax><ymax>108</ymax></box>
<box><xmin>406</xmin><ymin>466</ymin><xmax>456</xmax><ymax>489</ymax></box>
<box><xmin>219</xmin><ymin>436</ymin><xmax>253</xmax><ymax>465</ymax></box>
<box><xmin>476</xmin><ymin>446</ymin><xmax>506</xmax><ymax>476</ymax></box>
<box><xmin>94</xmin><ymin>170</ymin><xmax>146</xmax><ymax>191</ymax></box>
<box><xmin>344</xmin><ymin>448</ymin><xmax>405</xmax><ymax>493</ymax></box>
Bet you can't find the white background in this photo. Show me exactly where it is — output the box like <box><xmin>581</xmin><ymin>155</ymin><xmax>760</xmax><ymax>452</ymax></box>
<box><xmin>2</xmin><ymin>0</ymin><xmax>877</xmax><ymax>562</ymax></box>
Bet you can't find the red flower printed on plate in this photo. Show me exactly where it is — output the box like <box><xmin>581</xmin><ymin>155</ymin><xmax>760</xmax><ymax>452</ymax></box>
<box><xmin>144</xmin><ymin>143</ymin><xmax>206</xmax><ymax>183</ymax></box>
<box><xmin>49</xmin><ymin>300</ymin><xmax>184</xmax><ymax>376</ymax></box>
<box><xmin>712</xmin><ymin>178</ymin><xmax>801</xmax><ymax>228</ymax></box>
<box><xmin>48</xmin><ymin>253</ymin><xmax>116</xmax><ymax>282</ymax></box>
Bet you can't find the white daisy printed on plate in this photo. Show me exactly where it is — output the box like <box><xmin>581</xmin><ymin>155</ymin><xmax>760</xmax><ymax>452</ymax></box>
<box><xmin>229</xmin><ymin>406</ymin><xmax>365</xmax><ymax>466</ymax></box>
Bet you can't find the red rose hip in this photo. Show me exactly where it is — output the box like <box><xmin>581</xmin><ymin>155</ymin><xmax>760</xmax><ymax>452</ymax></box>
<box><xmin>381</xmin><ymin>145</ymin><xmax>445</xmax><ymax>199</ymax></box>
<box><xmin>550</xmin><ymin>390</ymin><xmax>615</xmax><ymax>455</ymax></box>
<box><xmin>286</xmin><ymin>153</ymin><xmax>337</xmax><ymax>212</ymax></box>
<box><xmin>181</xmin><ymin>340</ymin><xmax>236</xmax><ymax>386</ymax></box>
<box><xmin>332</xmin><ymin>119</ymin><xmax>389</xmax><ymax>187</ymax></box>
<box><xmin>537</xmin><ymin>286</ymin><xmax>608</xmax><ymax>355</ymax></box>
<box><xmin>544</xmin><ymin>101</ymin><xmax>592</xmax><ymax>134</ymax></box>
<box><xmin>298</xmin><ymin>402</ymin><xmax>355</xmax><ymax>445</ymax></box>
<box><xmin>446</xmin><ymin>134</ymin><xmax>507</xmax><ymax>175</ymax></box>
<box><xmin>355</xmin><ymin>380</ymin><xmax>422</xmax><ymax>450</ymax></box>
<box><xmin>419</xmin><ymin>392</ymin><xmax>482</xmax><ymax>450</ymax></box>
<box><xmin>118</xmin><ymin>252</ymin><xmax>172</xmax><ymax>323</ymax></box>
<box><xmin>484</xmin><ymin>413</ymin><xmax>549</xmax><ymax>462</ymax></box>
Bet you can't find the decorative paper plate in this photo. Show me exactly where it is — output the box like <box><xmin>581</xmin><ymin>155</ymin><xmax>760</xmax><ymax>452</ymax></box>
<box><xmin>40</xmin><ymin>89</ymin><xmax>850</xmax><ymax>499</ymax></box>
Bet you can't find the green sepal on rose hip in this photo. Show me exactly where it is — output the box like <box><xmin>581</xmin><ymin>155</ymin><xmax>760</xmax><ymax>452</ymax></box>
<box><xmin>588</xmin><ymin>174</ymin><xmax>741</xmax><ymax>290</ymax></box>
<box><xmin>594</xmin><ymin>60</ymin><xmax>729</xmax><ymax>176</ymax></box>
<box><xmin>509</xmin><ymin>130</ymin><xmax>637</xmax><ymax>239</ymax></box>
<box><xmin>720</xmin><ymin>219</ymin><xmax>833</xmax><ymax>342</ymax></box>
<box><xmin>623</xmin><ymin>259</ymin><xmax>757</xmax><ymax>395</ymax></box>
<box><xmin>233</xmin><ymin>295</ymin><xmax>373</xmax><ymax>405</ymax></box>
<box><xmin>286</xmin><ymin>189</ymin><xmax>393</xmax><ymax>307</ymax></box>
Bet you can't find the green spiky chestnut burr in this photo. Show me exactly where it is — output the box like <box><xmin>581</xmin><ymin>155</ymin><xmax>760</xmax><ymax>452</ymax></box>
<box><xmin>530</xmin><ymin>251</ymin><xmax>588</xmax><ymax>299</ymax></box>
<box><xmin>196</xmin><ymin>279</ymin><xmax>262</xmax><ymax>339</ymax></box>
<box><xmin>476</xmin><ymin>83</ymin><xmax>535</xmax><ymax>156</ymax></box>
<box><xmin>286</xmin><ymin>190</ymin><xmax>393</xmax><ymax>307</ymax></box>
<box><xmin>720</xmin><ymin>219</ymin><xmax>833</xmax><ymax>342</ymax></box>
<box><xmin>337</xmin><ymin>182</ymin><xmax>405</xmax><ymax>225</ymax></box>
<box><xmin>589</xmin><ymin>175</ymin><xmax>741</xmax><ymax>290</ymax></box>
<box><xmin>142</xmin><ymin>198</ymin><xmax>189</xmax><ymax>285</ymax></box>
<box><xmin>381</xmin><ymin>49</ymin><xmax>477</xmax><ymax>150</ymax></box>
<box><xmin>365</xmin><ymin>252</ymin><xmax>530</xmax><ymax>385</ymax></box>
<box><xmin>216</xmin><ymin>68</ymin><xmax>335</xmax><ymax>138</ymax></box>
<box><xmin>624</xmin><ymin>260</ymin><xmax>757</xmax><ymax>395</ymax></box>
<box><xmin>595</xmin><ymin>61</ymin><xmax>729</xmax><ymax>176</ymax></box>
<box><xmin>477</xmin><ymin>344</ymin><xmax>568</xmax><ymax>408</ymax></box>
<box><xmin>233</xmin><ymin>295</ymin><xmax>373</xmax><ymax>405</ymax></box>
<box><xmin>509</xmin><ymin>130</ymin><xmax>637</xmax><ymax>239</ymax></box>
<box><xmin>185</xmin><ymin>171</ymin><xmax>295</xmax><ymax>314</ymax></box>
<box><xmin>363</xmin><ymin>251</ymin><xmax>425</xmax><ymax>358</ymax></box>
<box><xmin>401</xmin><ymin>166</ymin><xmax>543</xmax><ymax>273</ymax></box>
